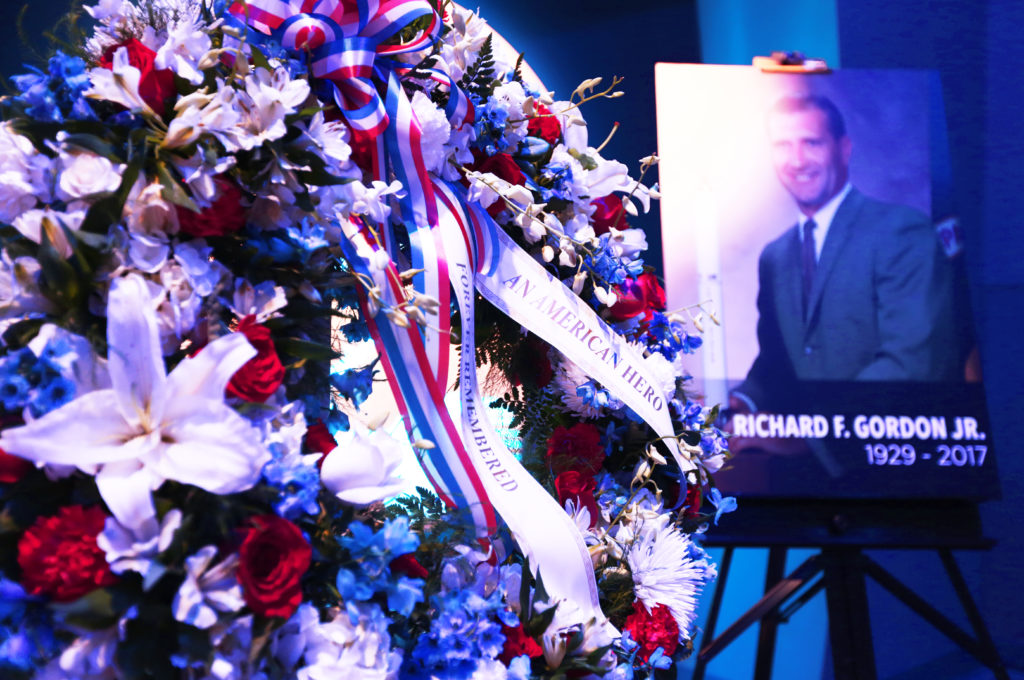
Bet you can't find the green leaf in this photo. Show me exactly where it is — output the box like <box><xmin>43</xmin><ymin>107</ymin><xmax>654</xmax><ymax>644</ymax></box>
<box><xmin>275</xmin><ymin>337</ymin><xmax>341</xmax><ymax>361</ymax></box>
<box><xmin>249</xmin><ymin>44</ymin><xmax>272</xmax><ymax>72</ymax></box>
<box><xmin>37</xmin><ymin>231</ymin><xmax>80</xmax><ymax>309</ymax></box>
<box><xmin>60</xmin><ymin>132</ymin><xmax>118</xmax><ymax>160</ymax></box>
<box><xmin>155</xmin><ymin>160</ymin><xmax>199</xmax><ymax>212</ymax></box>
<box><xmin>1</xmin><ymin>318</ymin><xmax>44</xmax><ymax>348</ymax></box>
<box><xmin>704</xmin><ymin>403</ymin><xmax>721</xmax><ymax>426</ymax></box>
<box><xmin>523</xmin><ymin>600</ymin><xmax>559</xmax><ymax>638</ymax></box>
<box><xmin>51</xmin><ymin>588</ymin><xmax>118</xmax><ymax>630</ymax></box>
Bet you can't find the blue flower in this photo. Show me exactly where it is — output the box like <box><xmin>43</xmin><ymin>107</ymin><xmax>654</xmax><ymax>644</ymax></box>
<box><xmin>647</xmin><ymin>646</ymin><xmax>673</xmax><ymax>670</ymax></box>
<box><xmin>538</xmin><ymin>161</ymin><xmax>575</xmax><ymax>201</ymax></box>
<box><xmin>11</xmin><ymin>51</ymin><xmax>95</xmax><ymax>123</ymax></box>
<box><xmin>28</xmin><ymin>375</ymin><xmax>76</xmax><ymax>417</ymax></box>
<box><xmin>336</xmin><ymin>567</ymin><xmax>375</xmax><ymax>601</ymax></box>
<box><xmin>386</xmin><ymin>575</ymin><xmax>425</xmax><ymax>616</ymax></box>
<box><xmin>337</xmin><ymin>519</ymin><xmax>424</xmax><ymax>611</ymax></box>
<box><xmin>0</xmin><ymin>374</ymin><xmax>30</xmax><ymax>412</ymax></box>
<box><xmin>708</xmin><ymin>487</ymin><xmax>738</xmax><ymax>525</ymax></box>
<box><xmin>261</xmin><ymin>444</ymin><xmax>321</xmax><ymax>518</ymax></box>
<box><xmin>286</xmin><ymin>218</ymin><xmax>328</xmax><ymax>252</ymax></box>
<box><xmin>325</xmin><ymin>406</ymin><xmax>350</xmax><ymax>434</ymax></box>
<box><xmin>330</xmin><ymin>360</ymin><xmax>377</xmax><ymax>408</ymax></box>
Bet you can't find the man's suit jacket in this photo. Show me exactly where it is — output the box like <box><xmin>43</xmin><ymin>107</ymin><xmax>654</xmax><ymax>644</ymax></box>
<box><xmin>736</xmin><ymin>188</ymin><xmax>959</xmax><ymax>411</ymax></box>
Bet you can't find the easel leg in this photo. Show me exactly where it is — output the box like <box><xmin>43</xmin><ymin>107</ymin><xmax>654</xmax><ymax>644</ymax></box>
<box><xmin>692</xmin><ymin>546</ymin><xmax>734</xmax><ymax>680</ymax></box>
<box><xmin>822</xmin><ymin>548</ymin><xmax>876</xmax><ymax>680</ymax></box>
<box><xmin>938</xmin><ymin>550</ymin><xmax>1010</xmax><ymax>680</ymax></box>
<box><xmin>754</xmin><ymin>547</ymin><xmax>788</xmax><ymax>680</ymax></box>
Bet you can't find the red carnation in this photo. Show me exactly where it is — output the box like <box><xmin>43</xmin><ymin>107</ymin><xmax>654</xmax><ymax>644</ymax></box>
<box><xmin>17</xmin><ymin>505</ymin><xmax>117</xmax><ymax>602</ymax></box>
<box><xmin>546</xmin><ymin>423</ymin><xmax>605</xmax><ymax>476</ymax></box>
<box><xmin>554</xmin><ymin>470</ymin><xmax>599</xmax><ymax>527</ymax></box>
<box><xmin>527</xmin><ymin>104</ymin><xmax>561</xmax><ymax>145</ymax></box>
<box><xmin>236</xmin><ymin>514</ymin><xmax>311</xmax><ymax>619</ymax></box>
<box><xmin>0</xmin><ymin>447</ymin><xmax>32</xmax><ymax>484</ymax></box>
<box><xmin>176</xmin><ymin>177</ymin><xmax>247</xmax><ymax>238</ymax></box>
<box><xmin>226</xmin><ymin>316</ymin><xmax>286</xmax><ymax>403</ymax></box>
<box><xmin>99</xmin><ymin>39</ymin><xmax>176</xmax><ymax>115</ymax></box>
<box><xmin>590</xmin><ymin>194</ymin><xmax>629</xmax><ymax>235</ymax></box>
<box><xmin>499</xmin><ymin>623</ymin><xmax>544</xmax><ymax>664</ymax></box>
<box><xmin>389</xmin><ymin>553</ymin><xmax>429</xmax><ymax>580</ymax></box>
<box><xmin>622</xmin><ymin>601</ymin><xmax>680</xmax><ymax>661</ymax></box>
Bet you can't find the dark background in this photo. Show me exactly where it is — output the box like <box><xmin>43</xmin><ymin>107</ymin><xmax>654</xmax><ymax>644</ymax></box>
<box><xmin>2</xmin><ymin>1</ymin><xmax>1021</xmax><ymax>678</ymax></box>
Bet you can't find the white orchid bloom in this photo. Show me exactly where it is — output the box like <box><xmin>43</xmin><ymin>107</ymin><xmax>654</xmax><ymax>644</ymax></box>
<box><xmin>320</xmin><ymin>423</ymin><xmax>408</xmax><ymax>506</ymax></box>
<box><xmin>0</xmin><ymin>274</ymin><xmax>271</xmax><ymax>529</ymax></box>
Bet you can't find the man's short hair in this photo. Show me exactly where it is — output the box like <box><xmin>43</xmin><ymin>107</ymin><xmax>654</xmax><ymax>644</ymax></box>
<box><xmin>771</xmin><ymin>94</ymin><xmax>847</xmax><ymax>140</ymax></box>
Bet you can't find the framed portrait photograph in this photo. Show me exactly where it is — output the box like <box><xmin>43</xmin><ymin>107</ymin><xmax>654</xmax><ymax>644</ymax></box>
<box><xmin>655</xmin><ymin>64</ymin><xmax>999</xmax><ymax>499</ymax></box>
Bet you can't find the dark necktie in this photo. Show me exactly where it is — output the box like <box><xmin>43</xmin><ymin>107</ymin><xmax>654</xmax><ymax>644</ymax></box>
<box><xmin>801</xmin><ymin>218</ymin><xmax>817</xmax><ymax>317</ymax></box>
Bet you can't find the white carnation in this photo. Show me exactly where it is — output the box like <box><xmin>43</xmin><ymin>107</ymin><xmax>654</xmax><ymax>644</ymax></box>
<box><xmin>410</xmin><ymin>91</ymin><xmax>451</xmax><ymax>175</ymax></box>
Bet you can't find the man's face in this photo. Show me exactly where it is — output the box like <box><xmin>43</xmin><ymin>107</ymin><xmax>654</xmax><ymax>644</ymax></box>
<box><xmin>768</xmin><ymin>107</ymin><xmax>851</xmax><ymax>216</ymax></box>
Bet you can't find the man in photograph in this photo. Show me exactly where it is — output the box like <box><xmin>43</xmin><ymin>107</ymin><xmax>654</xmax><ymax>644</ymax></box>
<box><xmin>732</xmin><ymin>94</ymin><xmax>959</xmax><ymax>414</ymax></box>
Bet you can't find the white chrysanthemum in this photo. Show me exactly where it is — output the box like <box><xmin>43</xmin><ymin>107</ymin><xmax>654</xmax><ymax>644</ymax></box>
<box><xmin>410</xmin><ymin>91</ymin><xmax>452</xmax><ymax>175</ymax></box>
<box><xmin>624</xmin><ymin>514</ymin><xmax>717</xmax><ymax>638</ymax></box>
<box><xmin>642</xmin><ymin>351</ymin><xmax>679</xmax><ymax>401</ymax></box>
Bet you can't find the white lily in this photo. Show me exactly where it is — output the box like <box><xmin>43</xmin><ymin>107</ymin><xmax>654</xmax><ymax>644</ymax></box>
<box><xmin>0</xmin><ymin>274</ymin><xmax>271</xmax><ymax>529</ymax></box>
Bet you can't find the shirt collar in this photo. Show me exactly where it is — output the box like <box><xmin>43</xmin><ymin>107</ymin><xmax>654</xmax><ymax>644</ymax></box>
<box><xmin>799</xmin><ymin>182</ymin><xmax>852</xmax><ymax>237</ymax></box>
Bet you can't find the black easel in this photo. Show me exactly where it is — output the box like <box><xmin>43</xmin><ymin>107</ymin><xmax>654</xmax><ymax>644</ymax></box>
<box><xmin>690</xmin><ymin>500</ymin><xmax>1009</xmax><ymax>680</ymax></box>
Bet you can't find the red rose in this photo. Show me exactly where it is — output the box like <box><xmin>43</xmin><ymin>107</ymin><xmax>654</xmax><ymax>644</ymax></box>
<box><xmin>472</xmin><ymin>153</ymin><xmax>527</xmax><ymax>217</ymax></box>
<box><xmin>554</xmin><ymin>470</ymin><xmax>599</xmax><ymax>527</ymax></box>
<box><xmin>236</xmin><ymin>514</ymin><xmax>311</xmax><ymax>619</ymax></box>
<box><xmin>682</xmin><ymin>483</ymin><xmax>702</xmax><ymax>518</ymax></box>
<box><xmin>527</xmin><ymin>104</ymin><xmax>561</xmax><ymax>145</ymax></box>
<box><xmin>607</xmin><ymin>277</ymin><xmax>648</xmax><ymax>321</ymax></box>
<box><xmin>640</xmin><ymin>272</ymin><xmax>667</xmax><ymax>312</ymax></box>
<box><xmin>474</xmin><ymin>152</ymin><xmax>527</xmax><ymax>187</ymax></box>
<box><xmin>176</xmin><ymin>177</ymin><xmax>247</xmax><ymax>238</ymax></box>
<box><xmin>17</xmin><ymin>505</ymin><xmax>117</xmax><ymax>602</ymax></box>
<box><xmin>389</xmin><ymin>553</ymin><xmax>429</xmax><ymax>580</ymax></box>
<box><xmin>99</xmin><ymin>39</ymin><xmax>176</xmax><ymax>115</ymax></box>
<box><xmin>0</xmin><ymin>446</ymin><xmax>32</xmax><ymax>484</ymax></box>
<box><xmin>226</xmin><ymin>316</ymin><xmax>286</xmax><ymax>403</ymax></box>
<box><xmin>499</xmin><ymin>623</ymin><xmax>544</xmax><ymax>664</ymax></box>
<box><xmin>590</xmin><ymin>194</ymin><xmax>628</xmax><ymax>235</ymax></box>
<box><xmin>305</xmin><ymin>421</ymin><xmax>337</xmax><ymax>469</ymax></box>
<box><xmin>608</xmin><ymin>272</ymin><xmax>666</xmax><ymax>323</ymax></box>
<box><xmin>546</xmin><ymin>423</ymin><xmax>604</xmax><ymax>476</ymax></box>
<box><xmin>622</xmin><ymin>601</ymin><xmax>680</xmax><ymax>661</ymax></box>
